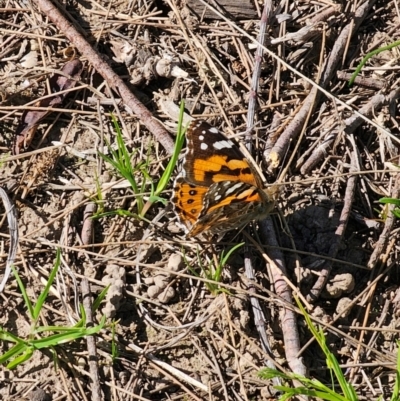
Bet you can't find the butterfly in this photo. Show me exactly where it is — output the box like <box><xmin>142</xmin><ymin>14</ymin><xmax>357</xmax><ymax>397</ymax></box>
<box><xmin>171</xmin><ymin>120</ymin><xmax>276</xmax><ymax>237</ymax></box>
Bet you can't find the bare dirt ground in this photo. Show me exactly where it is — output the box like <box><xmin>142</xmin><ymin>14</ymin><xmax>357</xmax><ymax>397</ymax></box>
<box><xmin>1</xmin><ymin>0</ymin><xmax>400</xmax><ymax>400</ymax></box>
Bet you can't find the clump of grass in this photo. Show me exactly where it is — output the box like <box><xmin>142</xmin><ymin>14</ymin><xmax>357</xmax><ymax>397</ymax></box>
<box><xmin>187</xmin><ymin>242</ymin><xmax>244</xmax><ymax>295</ymax></box>
<box><xmin>0</xmin><ymin>249</ymin><xmax>108</xmax><ymax>370</ymax></box>
<box><xmin>379</xmin><ymin>197</ymin><xmax>400</xmax><ymax>219</ymax></box>
<box><xmin>258</xmin><ymin>297</ymin><xmax>400</xmax><ymax>401</ymax></box>
<box><xmin>97</xmin><ymin>102</ymin><xmax>187</xmax><ymax>218</ymax></box>
<box><xmin>98</xmin><ymin>114</ymin><xmax>148</xmax><ymax>215</ymax></box>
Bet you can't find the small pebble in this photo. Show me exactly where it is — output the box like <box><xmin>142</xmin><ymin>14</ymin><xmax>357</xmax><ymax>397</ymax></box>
<box><xmin>147</xmin><ymin>285</ymin><xmax>162</xmax><ymax>299</ymax></box>
<box><xmin>324</xmin><ymin>273</ymin><xmax>355</xmax><ymax>298</ymax></box>
<box><xmin>167</xmin><ymin>254</ymin><xmax>184</xmax><ymax>272</ymax></box>
<box><xmin>158</xmin><ymin>287</ymin><xmax>175</xmax><ymax>303</ymax></box>
<box><xmin>335</xmin><ymin>297</ymin><xmax>353</xmax><ymax>319</ymax></box>
<box><xmin>30</xmin><ymin>388</ymin><xmax>51</xmax><ymax>401</ymax></box>
<box><xmin>119</xmin><ymin>370</ymin><xmax>130</xmax><ymax>385</ymax></box>
<box><xmin>154</xmin><ymin>274</ymin><xmax>169</xmax><ymax>289</ymax></box>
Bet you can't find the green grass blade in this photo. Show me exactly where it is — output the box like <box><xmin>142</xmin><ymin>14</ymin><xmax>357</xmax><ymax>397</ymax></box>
<box><xmin>33</xmin><ymin>320</ymin><xmax>85</xmax><ymax>333</ymax></box>
<box><xmin>390</xmin><ymin>341</ymin><xmax>400</xmax><ymax>401</ymax></box>
<box><xmin>147</xmin><ymin>195</ymin><xmax>167</xmax><ymax>205</ymax></box>
<box><xmin>0</xmin><ymin>342</ymin><xmax>27</xmax><ymax>365</ymax></box>
<box><xmin>92</xmin><ymin>284</ymin><xmax>110</xmax><ymax>311</ymax></box>
<box><xmin>296</xmin><ymin>298</ymin><xmax>358</xmax><ymax>401</ymax></box>
<box><xmin>92</xmin><ymin>209</ymin><xmax>139</xmax><ymax>219</ymax></box>
<box><xmin>11</xmin><ymin>265</ymin><xmax>34</xmax><ymax>320</ymax></box>
<box><xmin>0</xmin><ymin>327</ymin><xmax>26</xmax><ymax>343</ymax></box>
<box><xmin>274</xmin><ymin>385</ymin><xmax>350</xmax><ymax>401</ymax></box>
<box><xmin>259</xmin><ymin>368</ymin><xmax>350</xmax><ymax>401</ymax></box>
<box><xmin>379</xmin><ymin>197</ymin><xmax>400</xmax><ymax>207</ymax></box>
<box><xmin>154</xmin><ymin>100</ymin><xmax>187</xmax><ymax>197</ymax></box>
<box><xmin>110</xmin><ymin>320</ymin><xmax>119</xmax><ymax>362</ymax></box>
<box><xmin>31</xmin><ymin>316</ymin><xmax>106</xmax><ymax>349</ymax></box>
<box><xmin>258</xmin><ymin>368</ymin><xmax>291</xmax><ymax>380</ymax></box>
<box><xmin>219</xmin><ymin>242</ymin><xmax>245</xmax><ymax>266</ymax></box>
<box><xmin>98</xmin><ymin>151</ymin><xmax>119</xmax><ymax>171</ymax></box>
<box><xmin>349</xmin><ymin>40</ymin><xmax>400</xmax><ymax>86</ymax></box>
<box><xmin>6</xmin><ymin>346</ymin><xmax>34</xmax><ymax>370</ymax></box>
<box><xmin>33</xmin><ymin>249</ymin><xmax>61</xmax><ymax>321</ymax></box>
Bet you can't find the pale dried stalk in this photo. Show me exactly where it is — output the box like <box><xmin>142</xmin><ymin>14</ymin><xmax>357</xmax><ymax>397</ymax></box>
<box><xmin>0</xmin><ymin>188</ymin><xmax>19</xmax><ymax>293</ymax></box>
<box><xmin>128</xmin><ymin>343</ymin><xmax>208</xmax><ymax>392</ymax></box>
<box><xmin>367</xmin><ymin>169</ymin><xmax>400</xmax><ymax>269</ymax></box>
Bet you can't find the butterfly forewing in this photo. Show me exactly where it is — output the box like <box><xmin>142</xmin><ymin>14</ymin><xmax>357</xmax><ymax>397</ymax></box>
<box><xmin>183</xmin><ymin>121</ymin><xmax>262</xmax><ymax>188</ymax></box>
<box><xmin>171</xmin><ymin>120</ymin><xmax>276</xmax><ymax>237</ymax></box>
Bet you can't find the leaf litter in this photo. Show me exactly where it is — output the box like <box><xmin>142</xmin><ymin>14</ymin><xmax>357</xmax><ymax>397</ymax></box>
<box><xmin>0</xmin><ymin>0</ymin><xmax>399</xmax><ymax>400</ymax></box>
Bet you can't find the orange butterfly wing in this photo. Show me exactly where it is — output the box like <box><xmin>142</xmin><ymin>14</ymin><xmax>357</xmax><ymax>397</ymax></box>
<box><xmin>171</xmin><ymin>120</ymin><xmax>274</xmax><ymax>236</ymax></box>
<box><xmin>171</xmin><ymin>177</ymin><xmax>208</xmax><ymax>227</ymax></box>
<box><xmin>182</xmin><ymin>121</ymin><xmax>262</xmax><ymax>188</ymax></box>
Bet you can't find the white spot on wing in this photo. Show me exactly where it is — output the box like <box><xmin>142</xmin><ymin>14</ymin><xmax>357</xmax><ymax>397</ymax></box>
<box><xmin>214</xmin><ymin>194</ymin><xmax>222</xmax><ymax>201</ymax></box>
<box><xmin>213</xmin><ymin>140</ymin><xmax>234</xmax><ymax>150</ymax></box>
<box><xmin>209</xmin><ymin>127</ymin><xmax>219</xmax><ymax>134</ymax></box>
<box><xmin>225</xmin><ymin>183</ymin><xmax>244</xmax><ymax>195</ymax></box>
<box><xmin>201</xmin><ymin>143</ymin><xmax>208</xmax><ymax>150</ymax></box>
<box><xmin>199</xmin><ymin>135</ymin><xmax>204</xmax><ymax>140</ymax></box>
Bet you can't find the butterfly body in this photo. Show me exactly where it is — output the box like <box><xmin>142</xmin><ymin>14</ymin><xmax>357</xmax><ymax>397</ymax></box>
<box><xmin>172</xmin><ymin>120</ymin><xmax>275</xmax><ymax>237</ymax></box>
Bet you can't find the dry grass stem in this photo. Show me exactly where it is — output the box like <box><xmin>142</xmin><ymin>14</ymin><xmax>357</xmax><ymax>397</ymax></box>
<box><xmin>1</xmin><ymin>0</ymin><xmax>400</xmax><ymax>399</ymax></box>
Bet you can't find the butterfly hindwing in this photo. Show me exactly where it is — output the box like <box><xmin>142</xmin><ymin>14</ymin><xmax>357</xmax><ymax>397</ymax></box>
<box><xmin>189</xmin><ymin>180</ymin><xmax>273</xmax><ymax>237</ymax></box>
<box><xmin>171</xmin><ymin>177</ymin><xmax>208</xmax><ymax>230</ymax></box>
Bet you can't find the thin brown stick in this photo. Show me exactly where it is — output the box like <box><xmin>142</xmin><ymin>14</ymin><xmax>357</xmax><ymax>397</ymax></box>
<box><xmin>33</xmin><ymin>0</ymin><xmax>175</xmax><ymax>154</ymax></box>
<box><xmin>245</xmin><ymin>0</ymin><xmax>272</xmax><ymax>141</ymax></box>
<box><xmin>268</xmin><ymin>0</ymin><xmax>376</xmax><ymax>169</ymax></box>
<box><xmin>240</xmin><ymin>0</ymin><xmax>285</xmax><ymax>380</ymax></box>
<box><xmin>301</xmin><ymin>88</ymin><xmax>400</xmax><ymax>174</ymax></box>
<box><xmin>336</xmin><ymin>70</ymin><xmax>385</xmax><ymax>89</ymax></box>
<box><xmin>367</xmin><ymin>170</ymin><xmax>400</xmax><ymax>269</ymax></box>
<box><xmin>81</xmin><ymin>202</ymin><xmax>97</xmax><ymax>246</ymax></box>
<box><xmin>259</xmin><ymin>217</ymin><xmax>307</xmax><ymax>376</ymax></box>
<box><xmin>81</xmin><ymin>278</ymin><xmax>103</xmax><ymax>401</ymax></box>
<box><xmin>307</xmin><ymin>148</ymin><xmax>357</xmax><ymax>302</ymax></box>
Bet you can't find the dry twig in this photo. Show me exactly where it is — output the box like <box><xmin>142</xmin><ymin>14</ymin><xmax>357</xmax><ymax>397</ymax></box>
<box><xmin>268</xmin><ymin>0</ymin><xmax>376</xmax><ymax>169</ymax></box>
<box><xmin>259</xmin><ymin>218</ymin><xmax>307</xmax><ymax>376</ymax></box>
<box><xmin>33</xmin><ymin>0</ymin><xmax>175</xmax><ymax>154</ymax></box>
<box><xmin>81</xmin><ymin>278</ymin><xmax>103</xmax><ymax>401</ymax></box>
<box><xmin>367</xmin><ymin>170</ymin><xmax>400</xmax><ymax>269</ymax></box>
<box><xmin>307</xmin><ymin>148</ymin><xmax>358</xmax><ymax>302</ymax></box>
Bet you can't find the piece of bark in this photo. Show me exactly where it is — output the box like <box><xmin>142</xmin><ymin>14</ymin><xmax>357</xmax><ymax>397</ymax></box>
<box><xmin>12</xmin><ymin>59</ymin><xmax>83</xmax><ymax>155</ymax></box>
<box><xmin>187</xmin><ymin>0</ymin><xmax>257</xmax><ymax>20</ymax></box>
